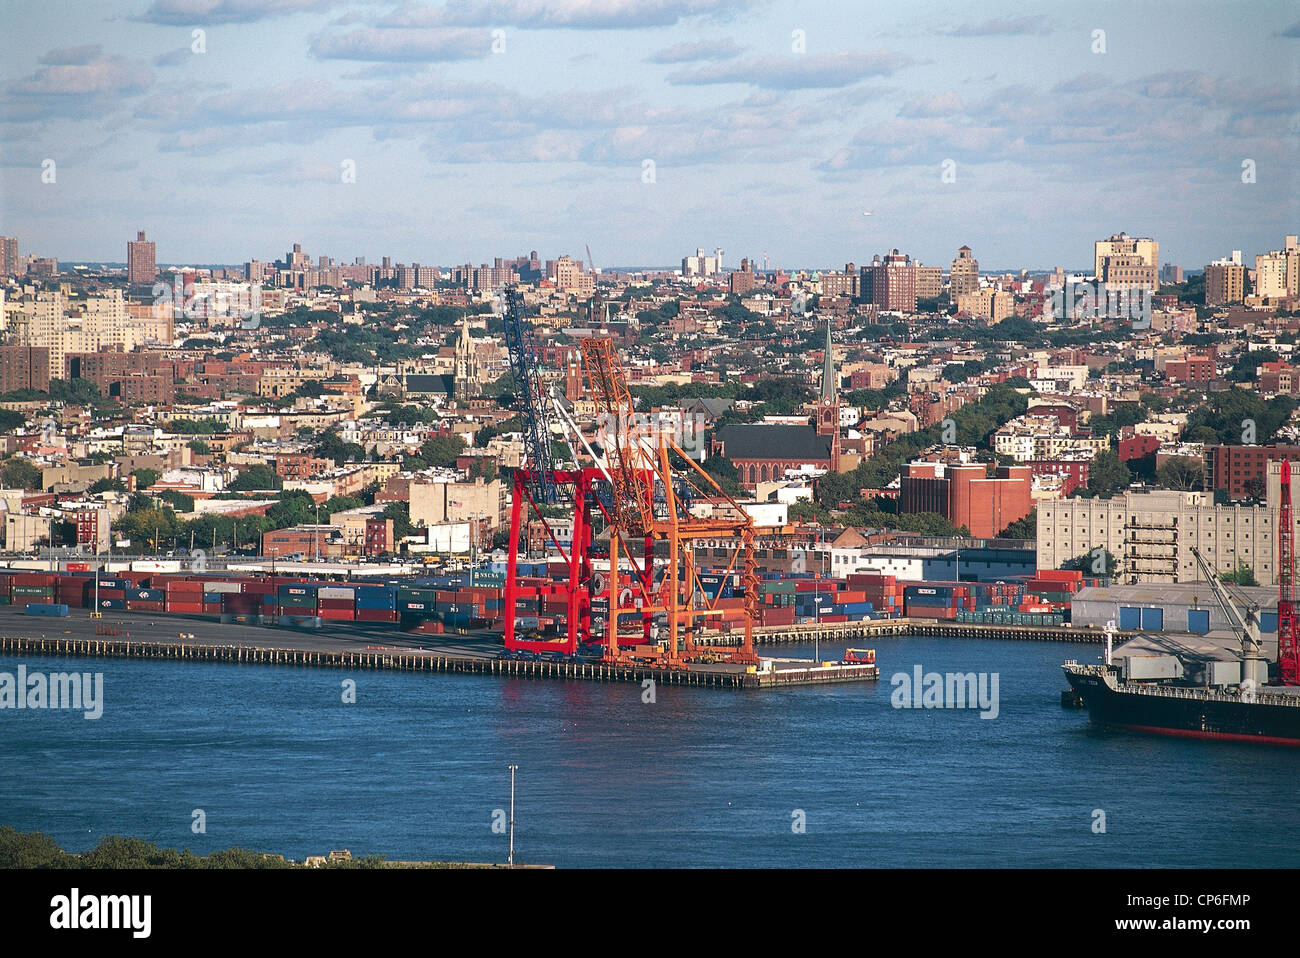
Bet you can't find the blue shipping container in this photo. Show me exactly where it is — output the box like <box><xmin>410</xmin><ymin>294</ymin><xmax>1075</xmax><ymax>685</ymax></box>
<box><xmin>25</xmin><ymin>603</ymin><xmax>69</xmax><ymax>616</ymax></box>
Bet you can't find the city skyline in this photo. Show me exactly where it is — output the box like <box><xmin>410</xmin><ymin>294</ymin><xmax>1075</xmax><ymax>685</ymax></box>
<box><xmin>1</xmin><ymin>0</ymin><xmax>1298</xmax><ymax>268</ymax></box>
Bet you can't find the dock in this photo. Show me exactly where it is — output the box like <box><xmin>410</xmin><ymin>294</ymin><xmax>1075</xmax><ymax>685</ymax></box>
<box><xmin>0</xmin><ymin>633</ymin><xmax>878</xmax><ymax>690</ymax></box>
<box><xmin>697</xmin><ymin>618</ymin><xmax>1120</xmax><ymax>646</ymax></box>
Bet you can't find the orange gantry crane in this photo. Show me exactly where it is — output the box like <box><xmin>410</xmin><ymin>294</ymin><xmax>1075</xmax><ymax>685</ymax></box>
<box><xmin>579</xmin><ymin>337</ymin><xmax>760</xmax><ymax>668</ymax></box>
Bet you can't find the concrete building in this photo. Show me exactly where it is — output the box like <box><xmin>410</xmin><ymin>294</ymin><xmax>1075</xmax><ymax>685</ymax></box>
<box><xmin>409</xmin><ymin>475</ymin><xmax>505</xmax><ymax>530</ymax></box>
<box><xmin>1204</xmin><ymin>253</ymin><xmax>1246</xmax><ymax>306</ymax></box>
<box><xmin>1036</xmin><ymin>489</ymin><xmax>1278</xmax><ymax>585</ymax></box>
<box><xmin>949</xmin><ymin>246</ymin><xmax>979</xmax><ymax>296</ymax></box>
<box><xmin>1094</xmin><ymin>233</ymin><xmax>1158</xmax><ymax>285</ymax></box>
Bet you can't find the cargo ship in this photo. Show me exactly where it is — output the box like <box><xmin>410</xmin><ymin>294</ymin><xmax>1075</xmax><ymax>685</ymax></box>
<box><xmin>1062</xmin><ymin>660</ymin><xmax>1300</xmax><ymax>745</ymax></box>
<box><xmin>1062</xmin><ymin>545</ymin><xmax>1300</xmax><ymax>745</ymax></box>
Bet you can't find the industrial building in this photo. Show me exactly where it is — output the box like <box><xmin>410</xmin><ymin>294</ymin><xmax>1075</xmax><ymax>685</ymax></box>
<box><xmin>1036</xmin><ymin>489</ymin><xmax>1279</xmax><ymax>585</ymax></box>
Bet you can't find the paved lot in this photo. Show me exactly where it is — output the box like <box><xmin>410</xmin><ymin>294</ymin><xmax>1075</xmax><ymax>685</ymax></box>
<box><xmin>0</xmin><ymin>605</ymin><xmax>504</xmax><ymax>659</ymax></box>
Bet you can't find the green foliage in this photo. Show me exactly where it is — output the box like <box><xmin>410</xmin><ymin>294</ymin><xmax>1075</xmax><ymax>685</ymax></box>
<box><xmin>88</xmin><ymin>477</ymin><xmax>125</xmax><ymax>494</ymax></box>
<box><xmin>315</xmin><ymin>430</ymin><xmax>366</xmax><ymax>464</ymax></box>
<box><xmin>48</xmin><ymin>379</ymin><xmax>102</xmax><ymax>405</ymax></box>
<box><xmin>131</xmin><ymin>468</ymin><xmax>161</xmax><ymax>490</ymax></box>
<box><xmin>1063</xmin><ymin>548</ymin><xmax>1117</xmax><ymax>576</ymax></box>
<box><xmin>0</xmin><ymin>457</ymin><xmax>42</xmax><ymax>491</ymax></box>
<box><xmin>160</xmin><ymin>489</ymin><xmax>195</xmax><ymax>512</ymax></box>
<box><xmin>1228</xmin><ymin>349</ymin><xmax>1278</xmax><ymax>383</ymax></box>
<box><xmin>1155</xmin><ymin>455</ymin><xmax>1203</xmax><ymax>491</ymax></box>
<box><xmin>166</xmin><ymin>418</ymin><xmax>220</xmax><ymax>435</ymax></box>
<box><xmin>1182</xmin><ymin>390</ymin><xmax>1296</xmax><ymax>446</ymax></box>
<box><xmin>404</xmin><ymin>434</ymin><xmax>465</xmax><ymax>470</ymax></box>
<box><xmin>1221</xmin><ymin>560</ymin><xmax>1258</xmax><ymax>587</ymax></box>
<box><xmin>998</xmin><ymin>508</ymin><xmax>1037</xmax><ymax>540</ymax></box>
<box><xmin>383</xmin><ymin>501</ymin><xmax>415</xmax><ymax>538</ymax></box>
<box><xmin>188</xmin><ymin>440</ymin><xmax>211</xmax><ymax>455</ymax></box>
<box><xmin>228</xmin><ymin>464</ymin><xmax>283</xmax><ymax>491</ymax></box>
<box><xmin>0</xmin><ymin>409</ymin><xmax>25</xmax><ymax>432</ymax></box>
<box><xmin>815</xmin><ymin>384</ymin><xmax>1030</xmax><ymax>503</ymax></box>
<box><xmin>1086</xmin><ymin>450</ymin><xmax>1131</xmax><ymax>497</ymax></box>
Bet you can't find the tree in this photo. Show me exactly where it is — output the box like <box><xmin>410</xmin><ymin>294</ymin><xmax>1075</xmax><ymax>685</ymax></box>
<box><xmin>1155</xmin><ymin>456</ymin><xmax>1203</xmax><ymax>491</ymax></box>
<box><xmin>0</xmin><ymin>457</ymin><xmax>42</xmax><ymax>491</ymax></box>
<box><xmin>1221</xmin><ymin>560</ymin><xmax>1258</xmax><ymax>587</ymax></box>
<box><xmin>228</xmin><ymin>465</ymin><xmax>282</xmax><ymax>491</ymax></box>
<box><xmin>89</xmin><ymin>477</ymin><xmax>126</xmax><ymax>494</ymax></box>
<box><xmin>1087</xmin><ymin>450</ymin><xmax>1130</xmax><ymax>497</ymax></box>
<box><xmin>383</xmin><ymin>501</ymin><xmax>416</xmax><ymax>539</ymax></box>
<box><xmin>998</xmin><ymin>509</ymin><xmax>1036</xmax><ymax>540</ymax></box>
<box><xmin>1063</xmin><ymin>548</ymin><xmax>1118</xmax><ymax>576</ymax></box>
<box><xmin>160</xmin><ymin>489</ymin><xmax>195</xmax><ymax>512</ymax></box>
<box><xmin>405</xmin><ymin>435</ymin><xmax>465</xmax><ymax>470</ymax></box>
<box><xmin>188</xmin><ymin>440</ymin><xmax>211</xmax><ymax>455</ymax></box>
<box><xmin>131</xmin><ymin>468</ymin><xmax>161</xmax><ymax>490</ymax></box>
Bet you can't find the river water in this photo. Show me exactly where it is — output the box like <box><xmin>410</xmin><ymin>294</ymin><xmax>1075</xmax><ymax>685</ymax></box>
<box><xmin>1</xmin><ymin>635</ymin><xmax>1292</xmax><ymax>867</ymax></box>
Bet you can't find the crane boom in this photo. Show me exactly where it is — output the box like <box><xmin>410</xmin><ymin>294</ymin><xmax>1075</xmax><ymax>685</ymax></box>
<box><xmin>501</xmin><ymin>285</ymin><xmax>556</xmax><ymax>503</ymax></box>
<box><xmin>1190</xmin><ymin>546</ymin><xmax>1263</xmax><ymax>663</ymax></box>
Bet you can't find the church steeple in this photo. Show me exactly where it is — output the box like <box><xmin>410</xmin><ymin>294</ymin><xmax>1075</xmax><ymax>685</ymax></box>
<box><xmin>816</xmin><ymin>319</ymin><xmax>840</xmax><ymax>471</ymax></box>
<box><xmin>820</xmin><ymin>319</ymin><xmax>836</xmax><ymax>403</ymax></box>
<box><xmin>453</xmin><ymin>314</ymin><xmax>480</xmax><ymax>401</ymax></box>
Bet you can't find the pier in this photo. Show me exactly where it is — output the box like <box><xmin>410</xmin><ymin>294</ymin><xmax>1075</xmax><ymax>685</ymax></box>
<box><xmin>697</xmin><ymin>618</ymin><xmax>1121</xmax><ymax>646</ymax></box>
<box><xmin>0</xmin><ymin>633</ymin><xmax>878</xmax><ymax>690</ymax></box>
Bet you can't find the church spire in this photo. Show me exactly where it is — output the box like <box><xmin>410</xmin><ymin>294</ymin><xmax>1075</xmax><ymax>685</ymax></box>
<box><xmin>820</xmin><ymin>319</ymin><xmax>836</xmax><ymax>403</ymax></box>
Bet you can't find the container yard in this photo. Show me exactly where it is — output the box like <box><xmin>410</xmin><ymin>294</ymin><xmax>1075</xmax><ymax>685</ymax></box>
<box><xmin>0</xmin><ymin>564</ymin><xmax>1102</xmax><ymax>638</ymax></box>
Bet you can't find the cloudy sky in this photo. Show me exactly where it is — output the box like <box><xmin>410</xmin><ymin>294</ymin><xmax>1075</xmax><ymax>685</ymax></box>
<box><xmin>1</xmin><ymin>0</ymin><xmax>1297</xmax><ymax>271</ymax></box>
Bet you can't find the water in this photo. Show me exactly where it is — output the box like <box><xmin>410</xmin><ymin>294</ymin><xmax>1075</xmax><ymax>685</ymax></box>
<box><xmin>1</xmin><ymin>636</ymin><xmax>1294</xmax><ymax>868</ymax></box>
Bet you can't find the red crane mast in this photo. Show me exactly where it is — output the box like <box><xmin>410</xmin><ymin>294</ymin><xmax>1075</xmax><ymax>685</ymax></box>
<box><xmin>1277</xmin><ymin>458</ymin><xmax>1299</xmax><ymax>684</ymax></box>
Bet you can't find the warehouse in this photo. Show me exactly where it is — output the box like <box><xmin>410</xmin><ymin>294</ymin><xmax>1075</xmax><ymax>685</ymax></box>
<box><xmin>1070</xmin><ymin>583</ymin><xmax>1279</xmax><ymax>636</ymax></box>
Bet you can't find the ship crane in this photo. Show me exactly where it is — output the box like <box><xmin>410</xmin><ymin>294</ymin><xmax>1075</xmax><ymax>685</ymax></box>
<box><xmin>1190</xmin><ymin>546</ymin><xmax>1266</xmax><ymax>684</ymax></box>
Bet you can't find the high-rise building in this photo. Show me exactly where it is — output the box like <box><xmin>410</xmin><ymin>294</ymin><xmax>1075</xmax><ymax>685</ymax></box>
<box><xmin>127</xmin><ymin>231</ymin><xmax>156</xmax><ymax>285</ymax></box>
<box><xmin>0</xmin><ymin>237</ymin><xmax>18</xmax><ymax>277</ymax></box>
<box><xmin>949</xmin><ymin>245</ymin><xmax>979</xmax><ymax>296</ymax></box>
<box><xmin>861</xmin><ymin>250</ymin><xmax>917</xmax><ymax>312</ymax></box>
<box><xmin>1254</xmin><ymin>237</ymin><xmax>1299</xmax><ymax>300</ymax></box>
<box><xmin>729</xmin><ymin>258</ymin><xmax>756</xmax><ymax>296</ymax></box>
<box><xmin>914</xmin><ymin>264</ymin><xmax>942</xmax><ymax>300</ymax></box>
<box><xmin>1205</xmin><ymin>252</ymin><xmax>1246</xmax><ymax>306</ymax></box>
<box><xmin>1094</xmin><ymin>232</ymin><xmax>1158</xmax><ymax>287</ymax></box>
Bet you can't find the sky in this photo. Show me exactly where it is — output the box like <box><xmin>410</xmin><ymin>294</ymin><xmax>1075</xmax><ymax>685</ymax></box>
<box><xmin>0</xmin><ymin>0</ymin><xmax>1298</xmax><ymax>272</ymax></box>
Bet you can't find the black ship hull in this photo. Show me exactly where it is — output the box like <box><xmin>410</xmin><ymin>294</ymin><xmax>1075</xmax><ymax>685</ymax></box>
<box><xmin>1064</xmin><ymin>666</ymin><xmax>1300</xmax><ymax>745</ymax></box>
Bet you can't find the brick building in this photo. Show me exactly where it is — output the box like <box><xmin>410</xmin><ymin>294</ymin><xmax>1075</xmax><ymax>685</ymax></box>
<box><xmin>1207</xmin><ymin>444</ymin><xmax>1300</xmax><ymax>500</ymax></box>
<box><xmin>900</xmin><ymin>461</ymin><xmax>1033</xmax><ymax>539</ymax></box>
<box><xmin>0</xmin><ymin>346</ymin><xmax>50</xmax><ymax>394</ymax></box>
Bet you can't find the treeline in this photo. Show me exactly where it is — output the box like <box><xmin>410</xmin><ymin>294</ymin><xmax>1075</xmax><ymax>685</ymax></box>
<box><xmin>0</xmin><ymin>827</ymin><xmax>391</xmax><ymax>869</ymax></box>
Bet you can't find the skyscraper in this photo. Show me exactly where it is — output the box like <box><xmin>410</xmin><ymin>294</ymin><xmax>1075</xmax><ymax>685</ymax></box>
<box><xmin>949</xmin><ymin>245</ymin><xmax>979</xmax><ymax>296</ymax></box>
<box><xmin>0</xmin><ymin>237</ymin><xmax>17</xmax><ymax>277</ymax></box>
<box><xmin>127</xmin><ymin>231</ymin><xmax>156</xmax><ymax>285</ymax></box>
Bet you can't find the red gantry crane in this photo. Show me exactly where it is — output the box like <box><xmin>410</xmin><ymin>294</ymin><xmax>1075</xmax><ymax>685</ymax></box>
<box><xmin>1277</xmin><ymin>459</ymin><xmax>1299</xmax><ymax>684</ymax></box>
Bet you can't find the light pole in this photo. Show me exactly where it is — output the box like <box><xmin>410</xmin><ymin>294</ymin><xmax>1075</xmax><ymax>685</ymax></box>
<box><xmin>507</xmin><ymin>764</ymin><xmax>518</xmax><ymax>867</ymax></box>
<box><xmin>953</xmin><ymin>535</ymin><xmax>961</xmax><ymax>583</ymax></box>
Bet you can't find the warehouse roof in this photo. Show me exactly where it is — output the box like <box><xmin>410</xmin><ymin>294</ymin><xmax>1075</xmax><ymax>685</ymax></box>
<box><xmin>1073</xmin><ymin>583</ymin><xmax>1278</xmax><ymax>610</ymax></box>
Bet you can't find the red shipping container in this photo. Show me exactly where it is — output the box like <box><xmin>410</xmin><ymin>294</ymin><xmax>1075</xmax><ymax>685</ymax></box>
<box><xmin>318</xmin><ymin>608</ymin><xmax>355</xmax><ymax>621</ymax></box>
<box><xmin>202</xmin><ymin>603</ymin><xmax>222</xmax><ymax>614</ymax></box>
<box><xmin>356</xmin><ymin>608</ymin><xmax>397</xmax><ymax>622</ymax></box>
<box><xmin>318</xmin><ymin>598</ymin><xmax>355</xmax><ymax>611</ymax></box>
<box><xmin>125</xmin><ymin>600</ymin><xmax>164</xmax><ymax>612</ymax></box>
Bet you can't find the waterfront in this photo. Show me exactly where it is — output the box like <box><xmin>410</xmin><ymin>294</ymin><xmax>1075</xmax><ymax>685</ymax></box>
<box><xmin>1</xmin><ymin>634</ymin><xmax>1294</xmax><ymax>868</ymax></box>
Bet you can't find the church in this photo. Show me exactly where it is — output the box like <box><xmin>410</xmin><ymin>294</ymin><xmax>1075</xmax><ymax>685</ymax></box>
<box><xmin>711</xmin><ymin>322</ymin><xmax>841</xmax><ymax>488</ymax></box>
<box><xmin>375</xmin><ymin>315</ymin><xmax>483</xmax><ymax>402</ymax></box>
